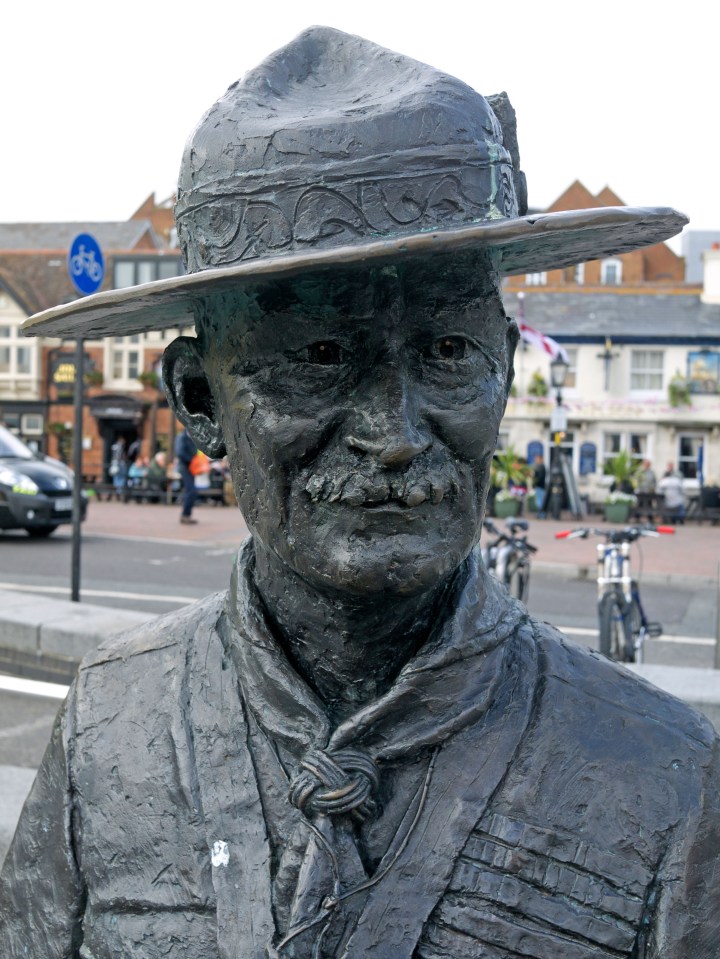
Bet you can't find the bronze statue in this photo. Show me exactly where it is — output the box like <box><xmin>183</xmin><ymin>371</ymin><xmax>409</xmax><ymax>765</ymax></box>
<box><xmin>2</xmin><ymin>27</ymin><xmax>718</xmax><ymax>959</ymax></box>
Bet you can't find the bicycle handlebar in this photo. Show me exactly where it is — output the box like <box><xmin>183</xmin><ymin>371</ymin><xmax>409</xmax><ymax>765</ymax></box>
<box><xmin>483</xmin><ymin>518</ymin><xmax>538</xmax><ymax>553</ymax></box>
<box><xmin>555</xmin><ymin>525</ymin><xmax>675</xmax><ymax>543</ymax></box>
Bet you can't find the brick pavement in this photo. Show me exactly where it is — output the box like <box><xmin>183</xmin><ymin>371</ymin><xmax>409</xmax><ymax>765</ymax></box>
<box><xmin>79</xmin><ymin>499</ymin><xmax>720</xmax><ymax>583</ymax></box>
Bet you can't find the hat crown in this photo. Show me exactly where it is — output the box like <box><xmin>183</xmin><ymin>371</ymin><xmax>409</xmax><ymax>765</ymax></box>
<box><xmin>175</xmin><ymin>27</ymin><xmax>524</xmax><ymax>273</ymax></box>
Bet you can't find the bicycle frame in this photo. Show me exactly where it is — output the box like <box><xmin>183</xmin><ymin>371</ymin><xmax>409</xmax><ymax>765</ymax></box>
<box><xmin>596</xmin><ymin>540</ymin><xmax>632</xmax><ymax>605</ymax></box>
<box><xmin>557</xmin><ymin>524</ymin><xmax>672</xmax><ymax>663</ymax></box>
<box><xmin>482</xmin><ymin>518</ymin><xmax>537</xmax><ymax>603</ymax></box>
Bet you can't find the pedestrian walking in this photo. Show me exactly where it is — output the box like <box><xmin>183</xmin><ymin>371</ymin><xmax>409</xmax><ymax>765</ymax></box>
<box><xmin>109</xmin><ymin>436</ymin><xmax>128</xmax><ymax>499</ymax></box>
<box><xmin>174</xmin><ymin>429</ymin><xmax>198</xmax><ymax>525</ymax></box>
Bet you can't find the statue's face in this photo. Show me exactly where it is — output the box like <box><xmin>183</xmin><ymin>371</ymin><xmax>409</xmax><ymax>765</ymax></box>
<box><xmin>202</xmin><ymin>259</ymin><xmax>515</xmax><ymax>596</ymax></box>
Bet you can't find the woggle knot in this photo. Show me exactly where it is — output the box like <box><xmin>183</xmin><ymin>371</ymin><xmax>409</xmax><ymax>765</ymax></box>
<box><xmin>289</xmin><ymin>747</ymin><xmax>379</xmax><ymax>821</ymax></box>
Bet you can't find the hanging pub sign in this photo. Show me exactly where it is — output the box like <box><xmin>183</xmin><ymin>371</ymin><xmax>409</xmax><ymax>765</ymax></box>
<box><xmin>50</xmin><ymin>352</ymin><xmax>94</xmax><ymax>396</ymax></box>
<box><xmin>687</xmin><ymin>350</ymin><xmax>720</xmax><ymax>394</ymax></box>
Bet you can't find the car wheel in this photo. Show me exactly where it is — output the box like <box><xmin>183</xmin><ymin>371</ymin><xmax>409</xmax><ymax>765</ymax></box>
<box><xmin>25</xmin><ymin>525</ymin><xmax>59</xmax><ymax>538</ymax></box>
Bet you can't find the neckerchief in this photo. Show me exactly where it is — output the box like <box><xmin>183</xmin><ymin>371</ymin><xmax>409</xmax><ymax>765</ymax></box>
<box><xmin>222</xmin><ymin>541</ymin><xmax>530</xmax><ymax>958</ymax></box>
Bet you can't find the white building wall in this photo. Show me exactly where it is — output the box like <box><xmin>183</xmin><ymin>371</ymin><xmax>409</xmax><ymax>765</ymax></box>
<box><xmin>503</xmin><ymin>340</ymin><xmax>720</xmax><ymax>503</ymax></box>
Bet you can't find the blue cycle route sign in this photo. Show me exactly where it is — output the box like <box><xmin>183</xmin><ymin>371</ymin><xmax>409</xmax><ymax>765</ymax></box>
<box><xmin>68</xmin><ymin>232</ymin><xmax>105</xmax><ymax>295</ymax></box>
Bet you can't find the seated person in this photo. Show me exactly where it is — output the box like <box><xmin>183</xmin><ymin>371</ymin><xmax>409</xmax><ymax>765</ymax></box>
<box><xmin>658</xmin><ymin>464</ymin><xmax>686</xmax><ymax>524</ymax></box>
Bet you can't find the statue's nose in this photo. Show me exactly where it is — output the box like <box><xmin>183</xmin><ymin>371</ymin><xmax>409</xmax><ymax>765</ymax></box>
<box><xmin>344</xmin><ymin>367</ymin><xmax>432</xmax><ymax>468</ymax></box>
<box><xmin>345</xmin><ymin>431</ymin><xmax>431</xmax><ymax>468</ymax></box>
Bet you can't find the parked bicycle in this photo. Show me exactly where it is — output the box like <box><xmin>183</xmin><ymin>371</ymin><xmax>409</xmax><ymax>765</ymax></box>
<box><xmin>481</xmin><ymin>517</ymin><xmax>537</xmax><ymax>603</ymax></box>
<box><xmin>555</xmin><ymin>525</ymin><xmax>674</xmax><ymax>663</ymax></box>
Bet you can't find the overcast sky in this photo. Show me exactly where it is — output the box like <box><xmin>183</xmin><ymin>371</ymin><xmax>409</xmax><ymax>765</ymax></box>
<box><xmin>3</xmin><ymin>0</ymin><xmax>717</xmax><ymax>255</ymax></box>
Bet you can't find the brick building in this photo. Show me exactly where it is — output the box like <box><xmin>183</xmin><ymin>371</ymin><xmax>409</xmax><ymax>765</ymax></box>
<box><xmin>505</xmin><ymin>181</ymin><xmax>685</xmax><ymax>289</ymax></box>
<box><xmin>0</xmin><ymin>217</ymin><xmax>186</xmax><ymax>482</ymax></box>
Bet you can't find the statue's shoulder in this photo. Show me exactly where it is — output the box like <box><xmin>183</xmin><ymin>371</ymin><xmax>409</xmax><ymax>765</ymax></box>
<box><xmin>78</xmin><ymin>591</ymin><xmax>228</xmax><ymax>676</ymax></box>
<box><xmin>530</xmin><ymin>617</ymin><xmax>717</xmax><ymax>752</ymax></box>
<box><xmin>68</xmin><ymin>591</ymin><xmax>229</xmax><ymax>738</ymax></box>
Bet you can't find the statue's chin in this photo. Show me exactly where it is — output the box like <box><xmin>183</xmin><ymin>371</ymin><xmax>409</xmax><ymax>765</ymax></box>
<box><xmin>278</xmin><ymin>525</ymin><xmax>477</xmax><ymax>599</ymax></box>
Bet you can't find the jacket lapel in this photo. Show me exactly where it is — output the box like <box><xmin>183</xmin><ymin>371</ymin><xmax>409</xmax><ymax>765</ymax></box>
<box><xmin>189</xmin><ymin>612</ymin><xmax>275</xmax><ymax>959</ymax></box>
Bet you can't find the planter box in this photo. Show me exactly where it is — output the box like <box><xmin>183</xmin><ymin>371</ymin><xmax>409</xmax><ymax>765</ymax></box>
<box><xmin>604</xmin><ymin>502</ymin><xmax>631</xmax><ymax>524</ymax></box>
<box><xmin>494</xmin><ymin>498</ymin><xmax>520</xmax><ymax>518</ymax></box>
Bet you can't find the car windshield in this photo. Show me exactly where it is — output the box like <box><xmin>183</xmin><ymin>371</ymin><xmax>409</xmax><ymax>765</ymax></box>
<box><xmin>0</xmin><ymin>425</ymin><xmax>34</xmax><ymax>459</ymax></box>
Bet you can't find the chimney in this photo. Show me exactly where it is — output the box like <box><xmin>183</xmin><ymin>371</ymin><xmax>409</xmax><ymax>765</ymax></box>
<box><xmin>701</xmin><ymin>244</ymin><xmax>720</xmax><ymax>304</ymax></box>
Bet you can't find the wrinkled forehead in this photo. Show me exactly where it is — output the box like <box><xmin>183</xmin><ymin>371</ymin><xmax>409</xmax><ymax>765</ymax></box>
<box><xmin>193</xmin><ymin>251</ymin><xmax>505</xmax><ymax>351</ymax></box>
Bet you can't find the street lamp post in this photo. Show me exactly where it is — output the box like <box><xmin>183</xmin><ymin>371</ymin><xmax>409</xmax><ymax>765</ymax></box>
<box><xmin>548</xmin><ymin>355</ymin><xmax>570</xmax><ymax>520</ymax></box>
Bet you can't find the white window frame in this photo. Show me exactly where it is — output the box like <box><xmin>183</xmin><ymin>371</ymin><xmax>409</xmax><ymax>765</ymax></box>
<box><xmin>601</xmin><ymin>258</ymin><xmax>623</xmax><ymax>285</ymax></box>
<box><xmin>112</xmin><ymin>256</ymin><xmax>184</xmax><ymax>289</ymax></box>
<box><xmin>630</xmin><ymin>349</ymin><xmax>664</xmax><ymax>394</ymax></box>
<box><xmin>602</xmin><ymin>431</ymin><xmax>651</xmax><ymax>467</ymax></box>
<box><xmin>525</xmin><ymin>272</ymin><xmax>547</xmax><ymax>286</ymax></box>
<box><xmin>21</xmin><ymin>413</ymin><xmax>44</xmax><ymax>435</ymax></box>
<box><xmin>562</xmin><ymin>347</ymin><xmax>579</xmax><ymax>392</ymax></box>
<box><xmin>677</xmin><ymin>432</ymin><xmax>704</xmax><ymax>480</ymax></box>
<box><xmin>106</xmin><ymin>335</ymin><xmax>144</xmax><ymax>389</ymax></box>
<box><xmin>496</xmin><ymin>430</ymin><xmax>510</xmax><ymax>451</ymax></box>
<box><xmin>0</xmin><ymin>299</ymin><xmax>36</xmax><ymax>382</ymax></box>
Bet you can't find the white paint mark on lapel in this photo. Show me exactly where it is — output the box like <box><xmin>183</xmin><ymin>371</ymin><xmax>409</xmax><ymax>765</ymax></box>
<box><xmin>212</xmin><ymin>840</ymin><xmax>230</xmax><ymax>868</ymax></box>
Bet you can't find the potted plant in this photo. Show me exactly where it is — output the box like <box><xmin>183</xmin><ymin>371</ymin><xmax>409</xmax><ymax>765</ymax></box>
<box><xmin>84</xmin><ymin>369</ymin><xmax>104</xmax><ymax>387</ymax></box>
<box><xmin>602</xmin><ymin>450</ymin><xmax>639</xmax><ymax>522</ymax></box>
<box><xmin>491</xmin><ymin>446</ymin><xmax>531</xmax><ymax>518</ymax></box>
<box><xmin>603</xmin><ymin>490</ymin><xmax>637</xmax><ymax>523</ymax></box>
<box><xmin>668</xmin><ymin>372</ymin><xmax>691</xmax><ymax>408</ymax></box>
<box><xmin>494</xmin><ymin>487</ymin><xmax>525</xmax><ymax>518</ymax></box>
<box><xmin>137</xmin><ymin>370</ymin><xmax>160</xmax><ymax>390</ymax></box>
<box><xmin>527</xmin><ymin>370</ymin><xmax>549</xmax><ymax>398</ymax></box>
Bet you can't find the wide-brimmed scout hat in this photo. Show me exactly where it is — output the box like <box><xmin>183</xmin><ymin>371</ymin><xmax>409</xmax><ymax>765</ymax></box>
<box><xmin>23</xmin><ymin>26</ymin><xmax>686</xmax><ymax>340</ymax></box>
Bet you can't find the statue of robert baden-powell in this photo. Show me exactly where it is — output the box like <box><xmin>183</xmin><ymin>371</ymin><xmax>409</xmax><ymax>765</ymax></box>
<box><xmin>3</xmin><ymin>26</ymin><xmax>719</xmax><ymax>959</ymax></box>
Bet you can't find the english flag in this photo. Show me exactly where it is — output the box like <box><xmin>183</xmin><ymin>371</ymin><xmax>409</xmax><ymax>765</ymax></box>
<box><xmin>517</xmin><ymin>321</ymin><xmax>569</xmax><ymax>364</ymax></box>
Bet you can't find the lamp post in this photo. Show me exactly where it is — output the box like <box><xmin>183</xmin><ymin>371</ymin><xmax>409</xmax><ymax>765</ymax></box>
<box><xmin>548</xmin><ymin>354</ymin><xmax>569</xmax><ymax>520</ymax></box>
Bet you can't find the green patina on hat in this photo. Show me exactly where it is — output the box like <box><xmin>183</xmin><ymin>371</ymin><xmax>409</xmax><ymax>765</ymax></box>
<box><xmin>23</xmin><ymin>26</ymin><xmax>687</xmax><ymax>339</ymax></box>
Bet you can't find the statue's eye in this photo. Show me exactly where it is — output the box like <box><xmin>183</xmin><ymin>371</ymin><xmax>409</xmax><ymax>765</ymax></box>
<box><xmin>433</xmin><ymin>336</ymin><xmax>468</xmax><ymax>361</ymax></box>
<box><xmin>305</xmin><ymin>341</ymin><xmax>344</xmax><ymax>365</ymax></box>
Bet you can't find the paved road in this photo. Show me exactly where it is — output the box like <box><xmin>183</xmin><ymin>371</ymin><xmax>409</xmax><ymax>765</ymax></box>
<box><xmin>0</xmin><ymin>529</ymin><xmax>238</xmax><ymax>615</ymax></box>
<box><xmin>526</xmin><ymin>573</ymin><xmax>717</xmax><ymax>668</ymax></box>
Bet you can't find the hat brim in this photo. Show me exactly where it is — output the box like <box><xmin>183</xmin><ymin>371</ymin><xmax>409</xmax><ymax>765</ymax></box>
<box><xmin>23</xmin><ymin>206</ymin><xmax>686</xmax><ymax>339</ymax></box>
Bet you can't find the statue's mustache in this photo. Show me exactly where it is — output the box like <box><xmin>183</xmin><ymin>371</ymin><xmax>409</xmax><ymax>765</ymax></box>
<box><xmin>302</xmin><ymin>455</ymin><xmax>460</xmax><ymax>508</ymax></box>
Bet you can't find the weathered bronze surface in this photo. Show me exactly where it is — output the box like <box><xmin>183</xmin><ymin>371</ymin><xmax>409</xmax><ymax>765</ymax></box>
<box><xmin>2</xmin><ymin>26</ymin><xmax>717</xmax><ymax>959</ymax></box>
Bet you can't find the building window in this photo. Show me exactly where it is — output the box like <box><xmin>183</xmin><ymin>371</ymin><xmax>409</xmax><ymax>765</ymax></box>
<box><xmin>603</xmin><ymin>432</ymin><xmax>649</xmax><ymax>467</ymax></box>
<box><xmin>108</xmin><ymin>335</ymin><xmax>143</xmax><ymax>385</ymax></box>
<box><xmin>0</xmin><ymin>324</ymin><xmax>35</xmax><ymax>377</ymax></box>
<box><xmin>525</xmin><ymin>272</ymin><xmax>547</xmax><ymax>286</ymax></box>
<box><xmin>565</xmin><ymin>263</ymin><xmax>585</xmax><ymax>285</ymax></box>
<box><xmin>496</xmin><ymin>430</ymin><xmax>510</xmax><ymax>451</ymax></box>
<box><xmin>113</xmin><ymin>256</ymin><xmax>184</xmax><ymax>289</ymax></box>
<box><xmin>563</xmin><ymin>348</ymin><xmax>578</xmax><ymax>390</ymax></box>
<box><xmin>630</xmin><ymin>350</ymin><xmax>664</xmax><ymax>391</ymax></box>
<box><xmin>21</xmin><ymin>413</ymin><xmax>43</xmax><ymax>435</ymax></box>
<box><xmin>677</xmin><ymin>434</ymin><xmax>704</xmax><ymax>479</ymax></box>
<box><xmin>601</xmin><ymin>258</ymin><xmax>622</xmax><ymax>285</ymax></box>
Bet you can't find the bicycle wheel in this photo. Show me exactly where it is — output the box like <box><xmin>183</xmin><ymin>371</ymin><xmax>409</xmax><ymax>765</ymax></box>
<box><xmin>507</xmin><ymin>561</ymin><xmax>530</xmax><ymax>603</ymax></box>
<box><xmin>598</xmin><ymin>592</ymin><xmax>634</xmax><ymax>662</ymax></box>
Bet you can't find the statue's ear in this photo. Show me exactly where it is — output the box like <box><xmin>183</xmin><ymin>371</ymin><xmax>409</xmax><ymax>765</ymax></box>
<box><xmin>162</xmin><ymin>336</ymin><xmax>226</xmax><ymax>457</ymax></box>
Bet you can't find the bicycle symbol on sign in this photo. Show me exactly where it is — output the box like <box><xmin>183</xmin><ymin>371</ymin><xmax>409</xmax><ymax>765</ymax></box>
<box><xmin>70</xmin><ymin>245</ymin><xmax>103</xmax><ymax>283</ymax></box>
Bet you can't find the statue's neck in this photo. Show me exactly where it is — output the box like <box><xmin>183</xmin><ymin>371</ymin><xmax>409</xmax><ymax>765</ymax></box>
<box><xmin>251</xmin><ymin>544</ymin><xmax>451</xmax><ymax>724</ymax></box>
